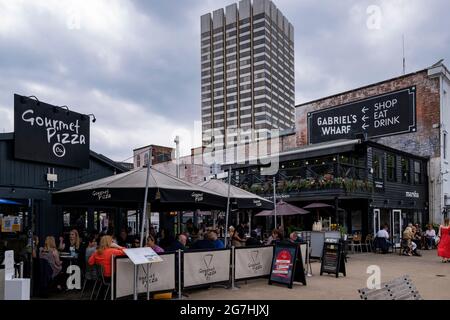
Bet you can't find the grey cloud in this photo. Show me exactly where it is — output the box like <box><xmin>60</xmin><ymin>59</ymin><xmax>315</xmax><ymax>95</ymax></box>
<box><xmin>0</xmin><ymin>0</ymin><xmax>448</xmax><ymax>161</ymax></box>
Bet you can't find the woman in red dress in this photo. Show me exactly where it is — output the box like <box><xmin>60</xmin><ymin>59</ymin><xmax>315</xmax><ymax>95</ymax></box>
<box><xmin>437</xmin><ymin>218</ymin><xmax>450</xmax><ymax>263</ymax></box>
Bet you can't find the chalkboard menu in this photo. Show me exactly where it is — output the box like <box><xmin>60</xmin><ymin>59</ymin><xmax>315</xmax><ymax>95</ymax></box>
<box><xmin>268</xmin><ymin>242</ymin><xmax>300</xmax><ymax>289</ymax></box>
<box><xmin>320</xmin><ymin>239</ymin><xmax>346</xmax><ymax>278</ymax></box>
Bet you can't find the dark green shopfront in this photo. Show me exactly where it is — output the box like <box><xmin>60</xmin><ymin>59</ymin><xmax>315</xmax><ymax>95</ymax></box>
<box><xmin>224</xmin><ymin>139</ymin><xmax>429</xmax><ymax>245</ymax></box>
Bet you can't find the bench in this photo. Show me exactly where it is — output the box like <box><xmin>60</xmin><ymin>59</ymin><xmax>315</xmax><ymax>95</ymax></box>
<box><xmin>358</xmin><ymin>275</ymin><xmax>422</xmax><ymax>300</ymax></box>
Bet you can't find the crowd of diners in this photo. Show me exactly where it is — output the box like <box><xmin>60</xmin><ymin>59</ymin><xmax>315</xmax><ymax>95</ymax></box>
<box><xmin>31</xmin><ymin>218</ymin><xmax>305</xmax><ymax>297</ymax></box>
<box><xmin>374</xmin><ymin>219</ymin><xmax>450</xmax><ymax>260</ymax></box>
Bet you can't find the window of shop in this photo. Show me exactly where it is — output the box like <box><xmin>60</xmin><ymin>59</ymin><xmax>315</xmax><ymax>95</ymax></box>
<box><xmin>136</xmin><ymin>154</ymin><xmax>141</xmax><ymax>167</ymax></box>
<box><xmin>401</xmin><ymin>157</ymin><xmax>410</xmax><ymax>184</ymax></box>
<box><xmin>387</xmin><ymin>153</ymin><xmax>396</xmax><ymax>182</ymax></box>
<box><xmin>373</xmin><ymin>153</ymin><xmax>383</xmax><ymax>179</ymax></box>
<box><xmin>414</xmin><ymin>161</ymin><xmax>422</xmax><ymax>184</ymax></box>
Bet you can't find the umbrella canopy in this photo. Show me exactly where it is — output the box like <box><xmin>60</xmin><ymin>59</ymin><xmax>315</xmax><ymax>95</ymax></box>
<box><xmin>0</xmin><ymin>199</ymin><xmax>22</xmax><ymax>205</ymax></box>
<box><xmin>52</xmin><ymin>167</ymin><xmax>227</xmax><ymax>211</ymax></box>
<box><xmin>182</xmin><ymin>211</ymin><xmax>212</xmax><ymax>217</ymax></box>
<box><xmin>255</xmin><ymin>200</ymin><xmax>309</xmax><ymax>217</ymax></box>
<box><xmin>303</xmin><ymin>202</ymin><xmax>334</xmax><ymax>209</ymax></box>
<box><xmin>198</xmin><ymin>179</ymin><xmax>273</xmax><ymax>210</ymax></box>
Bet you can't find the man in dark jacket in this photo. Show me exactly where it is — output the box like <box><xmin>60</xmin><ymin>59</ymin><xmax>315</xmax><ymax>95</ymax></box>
<box><xmin>168</xmin><ymin>234</ymin><xmax>187</xmax><ymax>251</ymax></box>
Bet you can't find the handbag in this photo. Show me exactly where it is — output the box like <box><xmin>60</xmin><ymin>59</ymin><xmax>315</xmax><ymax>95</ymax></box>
<box><xmin>435</xmin><ymin>236</ymin><xmax>440</xmax><ymax>245</ymax></box>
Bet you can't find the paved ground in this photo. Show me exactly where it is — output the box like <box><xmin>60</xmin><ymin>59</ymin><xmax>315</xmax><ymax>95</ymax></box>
<box><xmin>184</xmin><ymin>249</ymin><xmax>450</xmax><ymax>300</ymax></box>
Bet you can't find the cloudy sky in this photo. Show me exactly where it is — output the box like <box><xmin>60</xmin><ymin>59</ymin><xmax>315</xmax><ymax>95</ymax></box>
<box><xmin>0</xmin><ymin>0</ymin><xmax>448</xmax><ymax>162</ymax></box>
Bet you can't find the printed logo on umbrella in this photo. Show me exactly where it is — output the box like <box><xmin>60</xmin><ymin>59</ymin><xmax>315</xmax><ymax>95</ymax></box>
<box><xmin>92</xmin><ymin>189</ymin><xmax>111</xmax><ymax>200</ymax></box>
<box><xmin>191</xmin><ymin>192</ymin><xmax>204</xmax><ymax>202</ymax></box>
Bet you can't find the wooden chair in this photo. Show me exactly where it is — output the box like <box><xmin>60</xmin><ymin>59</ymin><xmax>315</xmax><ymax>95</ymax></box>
<box><xmin>364</xmin><ymin>234</ymin><xmax>373</xmax><ymax>252</ymax></box>
<box><xmin>349</xmin><ymin>234</ymin><xmax>363</xmax><ymax>253</ymax></box>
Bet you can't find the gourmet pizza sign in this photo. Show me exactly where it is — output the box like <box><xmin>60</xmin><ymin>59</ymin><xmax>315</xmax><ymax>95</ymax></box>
<box><xmin>308</xmin><ymin>87</ymin><xmax>416</xmax><ymax>144</ymax></box>
<box><xmin>14</xmin><ymin>94</ymin><xmax>90</xmax><ymax>168</ymax></box>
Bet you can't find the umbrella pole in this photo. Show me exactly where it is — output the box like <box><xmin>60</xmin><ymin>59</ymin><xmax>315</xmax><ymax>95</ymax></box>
<box><xmin>248</xmin><ymin>211</ymin><xmax>251</xmax><ymax>236</ymax></box>
<box><xmin>224</xmin><ymin>166</ymin><xmax>232</xmax><ymax>248</ymax></box>
<box><xmin>273</xmin><ymin>177</ymin><xmax>277</xmax><ymax>229</ymax></box>
<box><xmin>140</xmin><ymin>148</ymin><xmax>152</xmax><ymax>248</ymax></box>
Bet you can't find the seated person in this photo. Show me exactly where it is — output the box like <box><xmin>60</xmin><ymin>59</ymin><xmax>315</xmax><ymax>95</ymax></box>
<box><xmin>412</xmin><ymin>226</ymin><xmax>422</xmax><ymax>250</ymax></box>
<box><xmin>208</xmin><ymin>230</ymin><xmax>225</xmax><ymax>249</ymax></box>
<box><xmin>266</xmin><ymin>229</ymin><xmax>284</xmax><ymax>245</ymax></box>
<box><xmin>376</xmin><ymin>224</ymin><xmax>392</xmax><ymax>253</ymax></box>
<box><xmin>402</xmin><ymin>226</ymin><xmax>421</xmax><ymax>256</ymax></box>
<box><xmin>117</xmin><ymin>229</ymin><xmax>132</xmax><ymax>248</ymax></box>
<box><xmin>191</xmin><ymin>234</ymin><xmax>215</xmax><ymax>250</ymax></box>
<box><xmin>425</xmin><ymin>224</ymin><xmax>436</xmax><ymax>250</ymax></box>
<box><xmin>146</xmin><ymin>235</ymin><xmax>164</xmax><ymax>253</ymax></box>
<box><xmin>246</xmin><ymin>231</ymin><xmax>262</xmax><ymax>246</ymax></box>
<box><xmin>39</xmin><ymin>236</ymin><xmax>64</xmax><ymax>291</ymax></box>
<box><xmin>88</xmin><ymin>235</ymin><xmax>126</xmax><ymax>279</ymax></box>
<box><xmin>168</xmin><ymin>234</ymin><xmax>187</xmax><ymax>251</ymax></box>
<box><xmin>289</xmin><ymin>232</ymin><xmax>302</xmax><ymax>244</ymax></box>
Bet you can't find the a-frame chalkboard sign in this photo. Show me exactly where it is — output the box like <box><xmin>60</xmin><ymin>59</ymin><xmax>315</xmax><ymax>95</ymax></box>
<box><xmin>293</xmin><ymin>242</ymin><xmax>307</xmax><ymax>286</ymax></box>
<box><xmin>268</xmin><ymin>242</ymin><xmax>298</xmax><ymax>289</ymax></box>
<box><xmin>320</xmin><ymin>239</ymin><xmax>346</xmax><ymax>278</ymax></box>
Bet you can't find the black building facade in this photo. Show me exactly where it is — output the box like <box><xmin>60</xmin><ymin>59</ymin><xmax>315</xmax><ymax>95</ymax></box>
<box><xmin>0</xmin><ymin>133</ymin><xmax>128</xmax><ymax>245</ymax></box>
<box><xmin>225</xmin><ymin>139</ymin><xmax>428</xmax><ymax>245</ymax></box>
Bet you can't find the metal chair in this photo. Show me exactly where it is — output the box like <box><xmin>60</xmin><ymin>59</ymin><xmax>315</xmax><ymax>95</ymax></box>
<box><xmin>80</xmin><ymin>261</ymin><xmax>99</xmax><ymax>300</ymax></box>
<box><xmin>94</xmin><ymin>264</ymin><xmax>111</xmax><ymax>300</ymax></box>
<box><xmin>364</xmin><ymin>234</ymin><xmax>373</xmax><ymax>252</ymax></box>
<box><xmin>349</xmin><ymin>234</ymin><xmax>363</xmax><ymax>253</ymax></box>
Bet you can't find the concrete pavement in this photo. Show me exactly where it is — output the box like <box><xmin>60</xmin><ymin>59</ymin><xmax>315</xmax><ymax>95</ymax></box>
<box><xmin>184</xmin><ymin>249</ymin><xmax>450</xmax><ymax>300</ymax></box>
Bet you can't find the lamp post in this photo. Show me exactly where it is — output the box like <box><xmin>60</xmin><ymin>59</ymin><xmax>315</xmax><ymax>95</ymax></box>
<box><xmin>140</xmin><ymin>147</ymin><xmax>152</xmax><ymax>248</ymax></box>
<box><xmin>224</xmin><ymin>166</ymin><xmax>232</xmax><ymax>247</ymax></box>
<box><xmin>174</xmin><ymin>136</ymin><xmax>181</xmax><ymax>234</ymax></box>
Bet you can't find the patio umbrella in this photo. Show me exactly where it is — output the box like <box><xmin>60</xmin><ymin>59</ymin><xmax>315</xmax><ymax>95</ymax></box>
<box><xmin>182</xmin><ymin>211</ymin><xmax>212</xmax><ymax>217</ymax></box>
<box><xmin>52</xmin><ymin>167</ymin><xmax>227</xmax><ymax>211</ymax></box>
<box><xmin>255</xmin><ymin>200</ymin><xmax>309</xmax><ymax>217</ymax></box>
<box><xmin>256</xmin><ymin>200</ymin><xmax>309</xmax><ymax>230</ymax></box>
<box><xmin>199</xmin><ymin>179</ymin><xmax>273</xmax><ymax>242</ymax></box>
<box><xmin>198</xmin><ymin>179</ymin><xmax>273</xmax><ymax>210</ymax></box>
<box><xmin>303</xmin><ymin>202</ymin><xmax>334</xmax><ymax>221</ymax></box>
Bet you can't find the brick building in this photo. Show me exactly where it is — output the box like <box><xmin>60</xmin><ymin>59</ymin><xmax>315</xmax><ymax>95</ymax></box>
<box><xmin>296</xmin><ymin>61</ymin><xmax>450</xmax><ymax>225</ymax></box>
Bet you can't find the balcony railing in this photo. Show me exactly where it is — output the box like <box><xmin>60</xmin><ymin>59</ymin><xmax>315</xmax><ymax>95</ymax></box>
<box><xmin>237</xmin><ymin>176</ymin><xmax>373</xmax><ymax>196</ymax></box>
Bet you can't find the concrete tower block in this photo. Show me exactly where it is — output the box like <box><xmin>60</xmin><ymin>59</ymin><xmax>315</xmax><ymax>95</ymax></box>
<box><xmin>213</xmin><ymin>8</ymin><xmax>224</xmax><ymax>29</ymax></box>
<box><xmin>239</xmin><ymin>0</ymin><xmax>251</xmax><ymax>20</ymax></box>
<box><xmin>201</xmin><ymin>13</ymin><xmax>212</xmax><ymax>33</ymax></box>
<box><xmin>225</xmin><ymin>3</ymin><xmax>238</xmax><ymax>25</ymax></box>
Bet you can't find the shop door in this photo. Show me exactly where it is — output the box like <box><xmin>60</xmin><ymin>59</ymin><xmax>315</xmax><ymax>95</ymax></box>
<box><xmin>391</xmin><ymin>209</ymin><xmax>402</xmax><ymax>248</ymax></box>
<box><xmin>373</xmin><ymin>209</ymin><xmax>380</xmax><ymax>236</ymax></box>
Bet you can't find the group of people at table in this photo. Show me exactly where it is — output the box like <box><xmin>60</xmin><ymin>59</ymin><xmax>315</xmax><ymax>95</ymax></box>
<box><xmin>32</xmin><ymin>221</ymin><xmax>304</xmax><ymax>296</ymax></box>
<box><xmin>375</xmin><ymin>218</ymin><xmax>450</xmax><ymax>261</ymax></box>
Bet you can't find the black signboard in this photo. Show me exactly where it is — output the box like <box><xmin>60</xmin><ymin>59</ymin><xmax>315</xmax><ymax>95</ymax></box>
<box><xmin>14</xmin><ymin>94</ymin><xmax>90</xmax><ymax>168</ymax></box>
<box><xmin>293</xmin><ymin>242</ymin><xmax>307</xmax><ymax>286</ymax></box>
<box><xmin>268</xmin><ymin>242</ymin><xmax>298</xmax><ymax>289</ymax></box>
<box><xmin>308</xmin><ymin>87</ymin><xmax>416</xmax><ymax>144</ymax></box>
<box><xmin>320</xmin><ymin>239</ymin><xmax>346</xmax><ymax>278</ymax></box>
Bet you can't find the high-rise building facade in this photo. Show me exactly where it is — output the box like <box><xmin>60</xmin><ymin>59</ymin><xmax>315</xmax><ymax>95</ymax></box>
<box><xmin>200</xmin><ymin>0</ymin><xmax>295</xmax><ymax>149</ymax></box>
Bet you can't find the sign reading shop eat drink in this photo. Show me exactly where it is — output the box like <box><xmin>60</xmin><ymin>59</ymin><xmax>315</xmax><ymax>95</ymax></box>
<box><xmin>308</xmin><ymin>87</ymin><xmax>416</xmax><ymax>144</ymax></box>
<box><xmin>14</xmin><ymin>94</ymin><xmax>90</xmax><ymax>168</ymax></box>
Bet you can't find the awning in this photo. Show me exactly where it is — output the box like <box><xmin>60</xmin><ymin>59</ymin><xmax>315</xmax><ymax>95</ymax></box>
<box><xmin>198</xmin><ymin>179</ymin><xmax>273</xmax><ymax>210</ymax></box>
<box><xmin>52</xmin><ymin>167</ymin><xmax>228</xmax><ymax>211</ymax></box>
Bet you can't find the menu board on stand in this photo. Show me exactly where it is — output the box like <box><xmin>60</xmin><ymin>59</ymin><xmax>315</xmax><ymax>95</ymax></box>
<box><xmin>268</xmin><ymin>242</ymin><xmax>300</xmax><ymax>289</ymax></box>
<box><xmin>320</xmin><ymin>238</ymin><xmax>346</xmax><ymax>278</ymax></box>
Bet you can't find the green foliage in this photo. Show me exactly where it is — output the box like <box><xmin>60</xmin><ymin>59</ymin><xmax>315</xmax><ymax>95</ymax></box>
<box><xmin>248</xmin><ymin>176</ymin><xmax>372</xmax><ymax>195</ymax></box>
